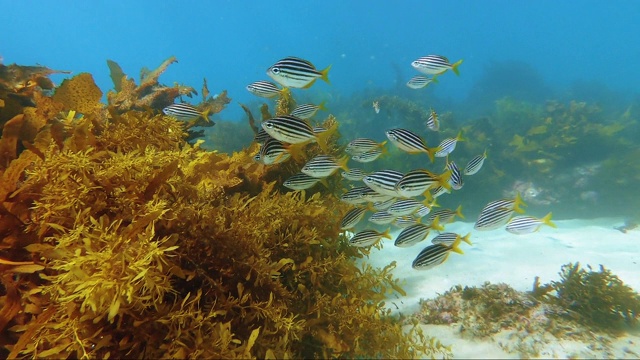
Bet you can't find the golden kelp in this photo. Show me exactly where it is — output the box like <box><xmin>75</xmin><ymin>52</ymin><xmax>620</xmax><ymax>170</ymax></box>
<box><xmin>0</xmin><ymin>62</ymin><xmax>450</xmax><ymax>359</ymax></box>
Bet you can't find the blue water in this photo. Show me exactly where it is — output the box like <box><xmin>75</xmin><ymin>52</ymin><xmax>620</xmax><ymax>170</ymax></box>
<box><xmin>3</xmin><ymin>0</ymin><xmax>639</xmax><ymax>121</ymax></box>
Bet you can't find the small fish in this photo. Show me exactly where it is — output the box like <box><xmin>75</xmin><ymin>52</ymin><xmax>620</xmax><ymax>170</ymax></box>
<box><xmin>474</xmin><ymin>206</ymin><xmax>514</xmax><ymax>231</ymax></box>
<box><xmin>163</xmin><ymin>103</ymin><xmax>211</xmax><ymax>123</ymax></box>
<box><xmin>413</xmin><ymin>204</ymin><xmax>433</xmax><ymax>218</ymax></box>
<box><xmin>392</xmin><ymin>215</ymin><xmax>419</xmax><ymax>228</ymax></box>
<box><xmin>395</xmin><ymin>218</ymin><xmax>441</xmax><ymax>247</ymax></box>
<box><xmin>411</xmin><ymin>55</ymin><xmax>463</xmax><ymax>76</ymax></box>
<box><xmin>340</xmin><ymin>207</ymin><xmax>368</xmax><ymax>230</ymax></box>
<box><xmin>283</xmin><ymin>173</ymin><xmax>325</xmax><ymax>191</ymax></box>
<box><xmin>254</xmin><ymin>138</ymin><xmax>290</xmax><ymax>165</ymax></box>
<box><xmin>483</xmin><ymin>194</ymin><xmax>527</xmax><ymax>214</ymax></box>
<box><xmin>341</xmin><ymin>168</ymin><xmax>368</xmax><ymax>181</ymax></box>
<box><xmin>351</xmin><ymin>148</ymin><xmax>384</xmax><ymax>163</ymax></box>
<box><xmin>386</xmin><ymin>128</ymin><xmax>437</xmax><ymax>162</ymax></box>
<box><xmin>302</xmin><ymin>155</ymin><xmax>349</xmax><ymax>178</ymax></box>
<box><xmin>254</xmin><ymin>128</ymin><xmax>271</xmax><ymax>144</ymax></box>
<box><xmin>446</xmin><ymin>160</ymin><xmax>464</xmax><ymax>190</ymax></box>
<box><xmin>373</xmin><ymin>101</ymin><xmax>380</xmax><ymax>114</ymax></box>
<box><xmin>341</xmin><ymin>186</ymin><xmax>376</xmax><ymax>204</ymax></box>
<box><xmin>246</xmin><ymin>80</ymin><xmax>284</xmax><ymax>98</ymax></box>
<box><xmin>431</xmin><ymin>232</ymin><xmax>472</xmax><ymax>246</ymax></box>
<box><xmin>291</xmin><ymin>101</ymin><xmax>327</xmax><ymax>119</ymax></box>
<box><xmin>363</xmin><ymin>170</ymin><xmax>404</xmax><ymax>197</ymax></box>
<box><xmin>388</xmin><ymin>198</ymin><xmax>430</xmax><ymax>217</ymax></box>
<box><xmin>435</xmin><ymin>131</ymin><xmax>464</xmax><ymax>158</ymax></box>
<box><xmin>267</xmin><ymin>56</ymin><xmax>331</xmax><ymax>89</ymax></box>
<box><xmin>426</xmin><ymin>205</ymin><xmax>464</xmax><ymax>225</ymax></box>
<box><xmin>368</xmin><ymin>211</ymin><xmax>397</xmax><ymax>225</ymax></box>
<box><xmin>360</xmin><ymin>191</ymin><xmax>395</xmax><ymax>204</ymax></box>
<box><xmin>371</xmin><ymin>197</ymin><xmax>397</xmax><ymax>211</ymax></box>
<box><xmin>506</xmin><ymin>213</ymin><xmax>556</xmax><ymax>234</ymax></box>
<box><xmin>395</xmin><ymin>169</ymin><xmax>451</xmax><ymax>198</ymax></box>
<box><xmin>348</xmin><ymin>228</ymin><xmax>392</xmax><ymax>247</ymax></box>
<box><xmin>426</xmin><ymin>109</ymin><xmax>440</xmax><ymax>132</ymax></box>
<box><xmin>345</xmin><ymin>138</ymin><xmax>387</xmax><ymax>155</ymax></box>
<box><xmin>261</xmin><ymin>115</ymin><xmax>334</xmax><ymax>153</ymax></box>
<box><xmin>412</xmin><ymin>238</ymin><xmax>464</xmax><ymax>270</ymax></box>
<box><xmin>464</xmin><ymin>150</ymin><xmax>487</xmax><ymax>175</ymax></box>
<box><xmin>406</xmin><ymin>75</ymin><xmax>435</xmax><ymax>89</ymax></box>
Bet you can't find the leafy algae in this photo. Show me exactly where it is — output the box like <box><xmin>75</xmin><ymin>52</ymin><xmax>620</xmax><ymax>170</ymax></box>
<box><xmin>0</xmin><ymin>60</ymin><xmax>450</xmax><ymax>359</ymax></box>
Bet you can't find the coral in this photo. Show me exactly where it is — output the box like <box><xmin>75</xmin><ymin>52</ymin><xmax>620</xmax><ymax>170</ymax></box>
<box><xmin>549</xmin><ymin>262</ymin><xmax>640</xmax><ymax>331</ymax></box>
<box><xmin>0</xmin><ymin>61</ymin><xmax>451</xmax><ymax>359</ymax></box>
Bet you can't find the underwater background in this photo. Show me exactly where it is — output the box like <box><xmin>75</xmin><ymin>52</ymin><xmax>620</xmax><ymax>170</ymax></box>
<box><xmin>1</xmin><ymin>1</ymin><xmax>640</xmax><ymax>358</ymax></box>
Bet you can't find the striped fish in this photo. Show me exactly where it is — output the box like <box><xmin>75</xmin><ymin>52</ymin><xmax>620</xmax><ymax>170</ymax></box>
<box><xmin>431</xmin><ymin>232</ymin><xmax>472</xmax><ymax>246</ymax></box>
<box><xmin>435</xmin><ymin>131</ymin><xmax>464</xmax><ymax>158</ymax></box>
<box><xmin>474</xmin><ymin>206</ymin><xmax>514</xmax><ymax>231</ymax></box>
<box><xmin>261</xmin><ymin>115</ymin><xmax>333</xmax><ymax>153</ymax></box>
<box><xmin>411</xmin><ymin>55</ymin><xmax>463</xmax><ymax>76</ymax></box>
<box><xmin>163</xmin><ymin>103</ymin><xmax>211</xmax><ymax>123</ymax></box>
<box><xmin>413</xmin><ymin>204</ymin><xmax>432</xmax><ymax>218</ymax></box>
<box><xmin>395</xmin><ymin>223</ymin><xmax>432</xmax><ymax>247</ymax></box>
<box><xmin>388</xmin><ymin>198</ymin><xmax>427</xmax><ymax>216</ymax></box>
<box><xmin>302</xmin><ymin>155</ymin><xmax>349</xmax><ymax>178</ymax></box>
<box><xmin>341</xmin><ymin>186</ymin><xmax>376</xmax><ymax>204</ymax></box>
<box><xmin>254</xmin><ymin>138</ymin><xmax>290</xmax><ymax>165</ymax></box>
<box><xmin>267</xmin><ymin>56</ymin><xmax>331</xmax><ymax>89</ymax></box>
<box><xmin>430</xmin><ymin>185</ymin><xmax>450</xmax><ymax>199</ymax></box>
<box><xmin>362</xmin><ymin>170</ymin><xmax>404</xmax><ymax>197</ymax></box>
<box><xmin>406</xmin><ymin>75</ymin><xmax>435</xmax><ymax>89</ymax></box>
<box><xmin>385</xmin><ymin>128</ymin><xmax>437</xmax><ymax>162</ymax></box>
<box><xmin>341</xmin><ymin>168</ymin><xmax>368</xmax><ymax>181</ymax></box>
<box><xmin>506</xmin><ymin>212</ymin><xmax>556</xmax><ymax>235</ymax></box>
<box><xmin>340</xmin><ymin>207</ymin><xmax>368</xmax><ymax>230</ymax></box>
<box><xmin>360</xmin><ymin>191</ymin><xmax>395</xmax><ymax>204</ymax></box>
<box><xmin>283</xmin><ymin>173</ymin><xmax>324</xmax><ymax>191</ymax></box>
<box><xmin>345</xmin><ymin>138</ymin><xmax>387</xmax><ymax>155</ymax></box>
<box><xmin>483</xmin><ymin>194</ymin><xmax>527</xmax><ymax>214</ymax></box>
<box><xmin>426</xmin><ymin>109</ymin><xmax>440</xmax><ymax>132</ymax></box>
<box><xmin>348</xmin><ymin>228</ymin><xmax>392</xmax><ymax>247</ymax></box>
<box><xmin>464</xmin><ymin>150</ymin><xmax>487</xmax><ymax>175</ymax></box>
<box><xmin>392</xmin><ymin>215</ymin><xmax>419</xmax><ymax>229</ymax></box>
<box><xmin>412</xmin><ymin>237</ymin><xmax>464</xmax><ymax>271</ymax></box>
<box><xmin>395</xmin><ymin>169</ymin><xmax>451</xmax><ymax>198</ymax></box>
<box><xmin>254</xmin><ymin>128</ymin><xmax>271</xmax><ymax>144</ymax></box>
<box><xmin>291</xmin><ymin>101</ymin><xmax>326</xmax><ymax>119</ymax></box>
<box><xmin>371</xmin><ymin>197</ymin><xmax>397</xmax><ymax>211</ymax></box>
<box><xmin>446</xmin><ymin>160</ymin><xmax>464</xmax><ymax>190</ymax></box>
<box><xmin>246</xmin><ymin>80</ymin><xmax>284</xmax><ymax>98</ymax></box>
<box><xmin>427</xmin><ymin>205</ymin><xmax>464</xmax><ymax>225</ymax></box>
<box><xmin>368</xmin><ymin>211</ymin><xmax>397</xmax><ymax>225</ymax></box>
<box><xmin>351</xmin><ymin>148</ymin><xmax>384</xmax><ymax>163</ymax></box>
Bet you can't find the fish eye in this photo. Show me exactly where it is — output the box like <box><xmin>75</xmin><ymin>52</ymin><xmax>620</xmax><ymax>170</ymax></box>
<box><xmin>265</xmin><ymin>122</ymin><xmax>273</xmax><ymax>128</ymax></box>
<box><xmin>272</xmin><ymin>67</ymin><xmax>280</xmax><ymax>74</ymax></box>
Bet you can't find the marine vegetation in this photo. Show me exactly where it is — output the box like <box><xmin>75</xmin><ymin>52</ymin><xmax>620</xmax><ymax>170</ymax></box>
<box><xmin>544</xmin><ymin>262</ymin><xmax>640</xmax><ymax>331</ymax></box>
<box><xmin>0</xmin><ymin>60</ymin><xmax>451</xmax><ymax>358</ymax></box>
<box><xmin>411</xmin><ymin>263</ymin><xmax>640</xmax><ymax>357</ymax></box>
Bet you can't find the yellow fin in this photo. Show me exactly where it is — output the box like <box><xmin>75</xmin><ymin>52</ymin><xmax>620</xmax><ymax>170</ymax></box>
<box><xmin>319</xmin><ymin>64</ymin><xmax>332</xmax><ymax>84</ymax></box>
<box><xmin>541</xmin><ymin>212</ymin><xmax>556</xmax><ymax>228</ymax></box>
<box><xmin>451</xmin><ymin>59</ymin><xmax>463</xmax><ymax>76</ymax></box>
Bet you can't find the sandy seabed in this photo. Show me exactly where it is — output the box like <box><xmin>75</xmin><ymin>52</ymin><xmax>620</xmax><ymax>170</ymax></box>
<box><xmin>364</xmin><ymin>218</ymin><xmax>640</xmax><ymax>358</ymax></box>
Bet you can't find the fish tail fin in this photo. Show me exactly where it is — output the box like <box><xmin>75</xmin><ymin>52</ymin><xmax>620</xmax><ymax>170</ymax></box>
<box><xmin>318</xmin><ymin>100</ymin><xmax>328</xmax><ymax>111</ymax></box>
<box><xmin>455</xmin><ymin>204</ymin><xmax>465</xmax><ymax>220</ymax></box>
<box><xmin>284</xmin><ymin>143</ymin><xmax>307</xmax><ymax>163</ymax></box>
<box><xmin>461</xmin><ymin>232</ymin><xmax>473</xmax><ymax>245</ymax></box>
<box><xmin>514</xmin><ymin>192</ymin><xmax>528</xmax><ymax>213</ymax></box>
<box><xmin>450</xmin><ymin>237</ymin><xmax>464</xmax><ymax>254</ymax></box>
<box><xmin>319</xmin><ymin>178</ymin><xmax>330</xmax><ymax>189</ymax></box>
<box><xmin>201</xmin><ymin>108</ymin><xmax>212</xmax><ymax>123</ymax></box>
<box><xmin>456</xmin><ymin>130</ymin><xmax>466</xmax><ymax>142</ymax></box>
<box><xmin>483</xmin><ymin>148</ymin><xmax>488</xmax><ymax>158</ymax></box>
<box><xmin>382</xmin><ymin>228</ymin><xmax>393</xmax><ymax>240</ymax></box>
<box><xmin>426</xmin><ymin>147</ymin><xmax>437</xmax><ymax>162</ymax></box>
<box><xmin>431</xmin><ymin>216</ymin><xmax>444</xmax><ymax>231</ymax></box>
<box><xmin>542</xmin><ymin>212</ymin><xmax>557</xmax><ymax>228</ymax></box>
<box><xmin>438</xmin><ymin>170</ymin><xmax>453</xmax><ymax>191</ymax></box>
<box><xmin>426</xmin><ymin>196</ymin><xmax>440</xmax><ymax>208</ymax></box>
<box><xmin>320</xmin><ymin>64</ymin><xmax>332</xmax><ymax>84</ymax></box>
<box><xmin>338</xmin><ymin>155</ymin><xmax>350</xmax><ymax>172</ymax></box>
<box><xmin>431</xmin><ymin>76</ymin><xmax>440</xmax><ymax>83</ymax></box>
<box><xmin>451</xmin><ymin>59</ymin><xmax>463</xmax><ymax>76</ymax></box>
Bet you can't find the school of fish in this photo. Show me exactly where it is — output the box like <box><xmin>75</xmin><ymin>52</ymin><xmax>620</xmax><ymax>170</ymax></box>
<box><xmin>167</xmin><ymin>54</ymin><xmax>556</xmax><ymax>272</ymax></box>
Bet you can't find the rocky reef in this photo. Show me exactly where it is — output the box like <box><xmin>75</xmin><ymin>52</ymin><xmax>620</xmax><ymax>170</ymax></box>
<box><xmin>0</xmin><ymin>60</ymin><xmax>450</xmax><ymax>358</ymax></box>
